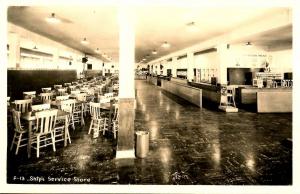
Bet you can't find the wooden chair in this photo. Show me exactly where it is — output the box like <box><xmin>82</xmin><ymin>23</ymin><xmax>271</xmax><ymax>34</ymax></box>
<box><xmin>39</xmin><ymin>92</ymin><xmax>53</xmax><ymax>103</ymax></box>
<box><xmin>60</xmin><ymin>99</ymin><xmax>76</xmax><ymax>130</ymax></box>
<box><xmin>64</xmin><ymin>83</ymin><xmax>71</xmax><ymax>87</ymax></box>
<box><xmin>31</xmin><ymin>109</ymin><xmax>57</xmax><ymax>158</ymax></box>
<box><xmin>31</xmin><ymin>103</ymin><xmax>51</xmax><ymax>112</ymax></box>
<box><xmin>41</xmin><ymin>87</ymin><xmax>52</xmax><ymax>93</ymax></box>
<box><xmin>73</xmin><ymin>93</ymin><xmax>87</xmax><ymax>126</ymax></box>
<box><xmin>104</xmin><ymin>92</ymin><xmax>114</xmax><ymax>98</ymax></box>
<box><xmin>69</xmin><ymin>85</ymin><xmax>76</xmax><ymax>91</ymax></box>
<box><xmin>111</xmin><ymin>104</ymin><xmax>119</xmax><ymax>139</ymax></box>
<box><xmin>54</xmin><ymin>85</ymin><xmax>62</xmax><ymax>90</ymax></box>
<box><xmin>14</xmin><ymin>99</ymin><xmax>32</xmax><ymax>113</ymax></box>
<box><xmin>71</xmin><ymin>90</ymin><xmax>81</xmax><ymax>95</ymax></box>
<box><xmin>88</xmin><ymin>102</ymin><xmax>108</xmax><ymax>136</ymax></box>
<box><xmin>10</xmin><ymin>109</ymin><xmax>28</xmax><ymax>155</ymax></box>
<box><xmin>57</xmin><ymin>88</ymin><xmax>67</xmax><ymax>96</ymax></box>
<box><xmin>54</xmin><ymin>113</ymin><xmax>72</xmax><ymax>145</ymax></box>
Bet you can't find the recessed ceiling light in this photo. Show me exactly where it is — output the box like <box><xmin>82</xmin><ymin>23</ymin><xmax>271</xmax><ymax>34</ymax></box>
<box><xmin>81</xmin><ymin>38</ymin><xmax>89</xmax><ymax>45</ymax></box>
<box><xmin>161</xmin><ymin>41</ymin><xmax>170</xmax><ymax>48</ymax></box>
<box><xmin>45</xmin><ymin>13</ymin><xmax>60</xmax><ymax>24</ymax></box>
<box><xmin>152</xmin><ymin>50</ymin><xmax>157</xmax><ymax>55</ymax></box>
<box><xmin>95</xmin><ymin>48</ymin><xmax>100</xmax><ymax>53</ymax></box>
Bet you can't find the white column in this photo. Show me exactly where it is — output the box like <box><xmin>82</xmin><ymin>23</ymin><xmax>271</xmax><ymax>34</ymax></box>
<box><xmin>8</xmin><ymin>33</ymin><xmax>20</xmax><ymax>69</ymax></box>
<box><xmin>119</xmin><ymin>5</ymin><xmax>135</xmax><ymax>98</ymax></box>
<box><xmin>172</xmin><ymin>56</ymin><xmax>177</xmax><ymax>78</ymax></box>
<box><xmin>217</xmin><ymin>44</ymin><xmax>229</xmax><ymax>85</ymax></box>
<box><xmin>187</xmin><ymin>52</ymin><xmax>194</xmax><ymax>82</ymax></box>
<box><xmin>116</xmin><ymin>4</ymin><xmax>136</xmax><ymax>159</ymax></box>
<box><xmin>53</xmin><ymin>49</ymin><xmax>59</xmax><ymax>69</ymax></box>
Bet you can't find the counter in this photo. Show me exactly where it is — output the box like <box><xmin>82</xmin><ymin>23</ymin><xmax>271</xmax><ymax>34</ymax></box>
<box><xmin>161</xmin><ymin>79</ymin><xmax>202</xmax><ymax>108</ymax></box>
<box><xmin>238</xmin><ymin>87</ymin><xmax>292</xmax><ymax>112</ymax></box>
<box><xmin>188</xmin><ymin>82</ymin><xmax>220</xmax><ymax>104</ymax></box>
<box><xmin>147</xmin><ymin>76</ymin><xmax>158</xmax><ymax>85</ymax></box>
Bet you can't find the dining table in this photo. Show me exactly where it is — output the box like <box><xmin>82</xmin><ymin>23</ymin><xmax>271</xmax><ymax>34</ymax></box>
<box><xmin>21</xmin><ymin>109</ymin><xmax>70</xmax><ymax>158</ymax></box>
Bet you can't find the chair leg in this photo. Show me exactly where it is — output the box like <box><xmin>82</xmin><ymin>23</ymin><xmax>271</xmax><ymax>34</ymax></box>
<box><xmin>67</xmin><ymin>129</ymin><xmax>72</xmax><ymax>144</ymax></box>
<box><xmin>88</xmin><ymin>120</ymin><xmax>93</xmax><ymax>134</ymax></box>
<box><xmin>51</xmin><ymin>132</ymin><xmax>56</xmax><ymax>152</ymax></box>
<box><xmin>71</xmin><ymin>115</ymin><xmax>75</xmax><ymax>130</ymax></box>
<box><xmin>15</xmin><ymin>133</ymin><xmax>22</xmax><ymax>155</ymax></box>
<box><xmin>10</xmin><ymin>132</ymin><xmax>16</xmax><ymax>151</ymax></box>
<box><xmin>37</xmin><ymin>136</ymin><xmax>40</xmax><ymax>158</ymax></box>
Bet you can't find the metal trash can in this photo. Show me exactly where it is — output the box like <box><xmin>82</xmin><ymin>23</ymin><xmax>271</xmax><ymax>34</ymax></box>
<box><xmin>135</xmin><ymin>131</ymin><xmax>149</xmax><ymax>158</ymax></box>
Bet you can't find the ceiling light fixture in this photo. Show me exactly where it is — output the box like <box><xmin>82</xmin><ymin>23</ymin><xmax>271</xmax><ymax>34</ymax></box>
<box><xmin>161</xmin><ymin>41</ymin><xmax>170</xmax><ymax>48</ymax></box>
<box><xmin>186</xmin><ymin>21</ymin><xmax>198</xmax><ymax>32</ymax></box>
<box><xmin>81</xmin><ymin>38</ymin><xmax>89</xmax><ymax>45</ymax></box>
<box><xmin>152</xmin><ymin>50</ymin><xmax>157</xmax><ymax>55</ymax></box>
<box><xmin>246</xmin><ymin>42</ymin><xmax>252</xmax><ymax>46</ymax></box>
<box><xmin>45</xmin><ymin>13</ymin><xmax>61</xmax><ymax>24</ymax></box>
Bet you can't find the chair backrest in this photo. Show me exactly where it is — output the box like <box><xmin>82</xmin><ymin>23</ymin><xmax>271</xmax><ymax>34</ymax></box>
<box><xmin>35</xmin><ymin>109</ymin><xmax>58</xmax><ymax>135</ymax></box>
<box><xmin>104</xmin><ymin>92</ymin><xmax>114</xmax><ymax>98</ymax></box>
<box><xmin>54</xmin><ymin>85</ymin><xmax>63</xmax><ymax>89</ymax></box>
<box><xmin>60</xmin><ymin>99</ymin><xmax>76</xmax><ymax>113</ymax></box>
<box><xmin>56</xmin><ymin>95</ymin><xmax>70</xmax><ymax>101</ymax></box>
<box><xmin>14</xmin><ymin>99</ymin><xmax>32</xmax><ymax>113</ymax></box>
<box><xmin>31</xmin><ymin>103</ymin><xmax>51</xmax><ymax>112</ymax></box>
<box><xmin>57</xmin><ymin>88</ymin><xmax>67</xmax><ymax>96</ymax></box>
<box><xmin>75</xmin><ymin>93</ymin><xmax>87</xmax><ymax>102</ymax></box>
<box><xmin>64</xmin><ymin>83</ymin><xmax>71</xmax><ymax>87</ymax></box>
<box><xmin>99</xmin><ymin>98</ymin><xmax>111</xmax><ymax>104</ymax></box>
<box><xmin>12</xmin><ymin>109</ymin><xmax>24</xmax><ymax>132</ymax></box>
<box><xmin>39</xmin><ymin>92</ymin><xmax>53</xmax><ymax>103</ymax></box>
<box><xmin>71</xmin><ymin>90</ymin><xmax>81</xmax><ymax>95</ymax></box>
<box><xmin>89</xmin><ymin>102</ymin><xmax>102</xmax><ymax>119</ymax></box>
<box><xmin>41</xmin><ymin>87</ymin><xmax>52</xmax><ymax>93</ymax></box>
<box><xmin>23</xmin><ymin>91</ymin><xmax>36</xmax><ymax>99</ymax></box>
<box><xmin>69</xmin><ymin>85</ymin><xmax>76</xmax><ymax>91</ymax></box>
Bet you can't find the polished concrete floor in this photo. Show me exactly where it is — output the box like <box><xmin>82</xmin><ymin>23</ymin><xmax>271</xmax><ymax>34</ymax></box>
<box><xmin>7</xmin><ymin>80</ymin><xmax>292</xmax><ymax>184</ymax></box>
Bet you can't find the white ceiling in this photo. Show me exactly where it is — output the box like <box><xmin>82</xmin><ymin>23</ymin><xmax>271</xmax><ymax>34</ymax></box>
<box><xmin>7</xmin><ymin>6</ymin><xmax>292</xmax><ymax>63</ymax></box>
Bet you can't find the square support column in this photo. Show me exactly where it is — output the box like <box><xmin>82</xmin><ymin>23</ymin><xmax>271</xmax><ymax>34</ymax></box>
<box><xmin>116</xmin><ymin>5</ymin><xmax>136</xmax><ymax>159</ymax></box>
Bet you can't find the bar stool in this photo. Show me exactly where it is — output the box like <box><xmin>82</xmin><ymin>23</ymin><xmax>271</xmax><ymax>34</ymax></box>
<box><xmin>226</xmin><ymin>86</ymin><xmax>236</xmax><ymax>107</ymax></box>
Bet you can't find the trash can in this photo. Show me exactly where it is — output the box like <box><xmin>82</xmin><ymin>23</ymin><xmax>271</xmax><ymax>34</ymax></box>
<box><xmin>135</xmin><ymin>131</ymin><xmax>149</xmax><ymax>158</ymax></box>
